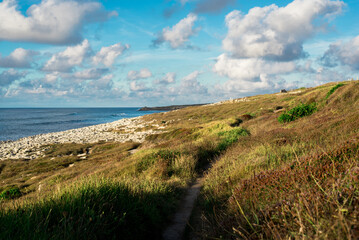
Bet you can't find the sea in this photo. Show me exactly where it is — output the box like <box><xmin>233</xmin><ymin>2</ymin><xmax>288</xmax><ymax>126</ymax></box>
<box><xmin>0</xmin><ymin>108</ymin><xmax>162</xmax><ymax>142</ymax></box>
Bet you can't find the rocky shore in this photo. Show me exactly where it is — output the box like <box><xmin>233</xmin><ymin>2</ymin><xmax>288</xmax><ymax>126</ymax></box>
<box><xmin>0</xmin><ymin>116</ymin><xmax>163</xmax><ymax>161</ymax></box>
<box><xmin>139</xmin><ymin>104</ymin><xmax>207</xmax><ymax>111</ymax></box>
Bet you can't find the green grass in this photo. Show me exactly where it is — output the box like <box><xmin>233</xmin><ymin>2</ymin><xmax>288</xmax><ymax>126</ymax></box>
<box><xmin>326</xmin><ymin>83</ymin><xmax>345</xmax><ymax>99</ymax></box>
<box><xmin>0</xmin><ymin>178</ymin><xmax>181</xmax><ymax>240</ymax></box>
<box><xmin>216</xmin><ymin>127</ymin><xmax>250</xmax><ymax>151</ymax></box>
<box><xmin>1</xmin><ymin>80</ymin><xmax>358</xmax><ymax>239</ymax></box>
<box><xmin>136</xmin><ymin>149</ymin><xmax>181</xmax><ymax>174</ymax></box>
<box><xmin>203</xmin><ymin>140</ymin><xmax>359</xmax><ymax>239</ymax></box>
<box><xmin>278</xmin><ymin>102</ymin><xmax>317</xmax><ymax>123</ymax></box>
<box><xmin>0</xmin><ymin>186</ymin><xmax>22</xmax><ymax>200</ymax></box>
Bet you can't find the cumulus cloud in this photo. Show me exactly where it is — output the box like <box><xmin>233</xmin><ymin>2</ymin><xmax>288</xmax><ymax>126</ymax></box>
<box><xmin>315</xmin><ymin>67</ymin><xmax>348</xmax><ymax>84</ymax></box>
<box><xmin>321</xmin><ymin>36</ymin><xmax>359</xmax><ymax>70</ymax></box>
<box><xmin>194</xmin><ymin>0</ymin><xmax>236</xmax><ymax>14</ymax></box>
<box><xmin>44</xmin><ymin>72</ymin><xmax>60</xmax><ymax>84</ymax></box>
<box><xmin>87</xmin><ymin>74</ymin><xmax>114</xmax><ymax>91</ymax></box>
<box><xmin>213</xmin><ymin>54</ymin><xmax>296</xmax><ymax>81</ymax></box>
<box><xmin>93</xmin><ymin>43</ymin><xmax>130</xmax><ymax>67</ymax></box>
<box><xmin>0</xmin><ymin>48</ymin><xmax>38</xmax><ymax>68</ymax></box>
<box><xmin>214</xmin><ymin>76</ymin><xmax>274</xmax><ymax>94</ymax></box>
<box><xmin>179</xmin><ymin>70</ymin><xmax>207</xmax><ymax>94</ymax></box>
<box><xmin>154</xmin><ymin>72</ymin><xmax>176</xmax><ymax>84</ymax></box>
<box><xmin>0</xmin><ymin>0</ymin><xmax>116</xmax><ymax>45</ymax></box>
<box><xmin>223</xmin><ymin>0</ymin><xmax>344</xmax><ymax>61</ymax></box>
<box><xmin>129</xmin><ymin>81</ymin><xmax>150</xmax><ymax>92</ymax></box>
<box><xmin>213</xmin><ymin>0</ymin><xmax>344</xmax><ymax>94</ymax></box>
<box><xmin>153</xmin><ymin>13</ymin><xmax>199</xmax><ymax>48</ymax></box>
<box><xmin>127</xmin><ymin>68</ymin><xmax>152</xmax><ymax>80</ymax></box>
<box><xmin>43</xmin><ymin>39</ymin><xmax>91</xmax><ymax>72</ymax></box>
<box><xmin>73</xmin><ymin>68</ymin><xmax>109</xmax><ymax>79</ymax></box>
<box><xmin>0</xmin><ymin>69</ymin><xmax>26</xmax><ymax>87</ymax></box>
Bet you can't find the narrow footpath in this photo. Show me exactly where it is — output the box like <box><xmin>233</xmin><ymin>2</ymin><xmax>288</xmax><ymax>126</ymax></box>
<box><xmin>162</xmin><ymin>176</ymin><xmax>205</xmax><ymax>240</ymax></box>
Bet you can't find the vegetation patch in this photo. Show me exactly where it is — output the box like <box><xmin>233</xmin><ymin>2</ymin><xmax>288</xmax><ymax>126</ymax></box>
<box><xmin>223</xmin><ymin>141</ymin><xmax>359</xmax><ymax>239</ymax></box>
<box><xmin>229</xmin><ymin>118</ymin><xmax>243</xmax><ymax>127</ymax></box>
<box><xmin>1</xmin><ymin>80</ymin><xmax>358</xmax><ymax>239</ymax></box>
<box><xmin>0</xmin><ymin>178</ymin><xmax>181</xmax><ymax>240</ymax></box>
<box><xmin>0</xmin><ymin>186</ymin><xmax>22</xmax><ymax>200</ymax></box>
<box><xmin>136</xmin><ymin>150</ymin><xmax>181</xmax><ymax>173</ymax></box>
<box><xmin>278</xmin><ymin>102</ymin><xmax>317</xmax><ymax>123</ymax></box>
<box><xmin>326</xmin><ymin>83</ymin><xmax>345</xmax><ymax>99</ymax></box>
<box><xmin>217</xmin><ymin>128</ymin><xmax>250</xmax><ymax>152</ymax></box>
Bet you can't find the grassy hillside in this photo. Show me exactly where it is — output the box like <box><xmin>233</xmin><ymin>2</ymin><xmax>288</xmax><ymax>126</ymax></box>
<box><xmin>1</xmin><ymin>80</ymin><xmax>358</xmax><ymax>239</ymax></box>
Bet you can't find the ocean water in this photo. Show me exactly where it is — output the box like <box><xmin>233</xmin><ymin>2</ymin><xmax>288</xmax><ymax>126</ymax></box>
<box><xmin>0</xmin><ymin>108</ymin><xmax>161</xmax><ymax>142</ymax></box>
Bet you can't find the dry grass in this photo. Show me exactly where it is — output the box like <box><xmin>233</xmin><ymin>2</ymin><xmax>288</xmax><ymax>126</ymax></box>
<box><xmin>194</xmin><ymin>80</ymin><xmax>359</xmax><ymax>239</ymax></box>
<box><xmin>1</xmin><ymin>80</ymin><xmax>358</xmax><ymax>239</ymax></box>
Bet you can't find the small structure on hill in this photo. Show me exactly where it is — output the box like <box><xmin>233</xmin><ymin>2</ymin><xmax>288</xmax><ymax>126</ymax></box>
<box><xmin>280</xmin><ymin>89</ymin><xmax>287</xmax><ymax>93</ymax></box>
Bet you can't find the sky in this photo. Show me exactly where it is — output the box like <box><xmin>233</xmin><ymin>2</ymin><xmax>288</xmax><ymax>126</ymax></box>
<box><xmin>0</xmin><ymin>0</ymin><xmax>358</xmax><ymax>107</ymax></box>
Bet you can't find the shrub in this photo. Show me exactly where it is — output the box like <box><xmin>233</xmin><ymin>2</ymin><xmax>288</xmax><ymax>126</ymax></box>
<box><xmin>0</xmin><ymin>186</ymin><xmax>21</xmax><ymax>200</ymax></box>
<box><xmin>229</xmin><ymin>118</ymin><xmax>243</xmax><ymax>127</ymax></box>
<box><xmin>240</xmin><ymin>114</ymin><xmax>254</xmax><ymax>121</ymax></box>
<box><xmin>278</xmin><ymin>102</ymin><xmax>317</xmax><ymax>123</ymax></box>
<box><xmin>217</xmin><ymin>128</ymin><xmax>250</xmax><ymax>151</ymax></box>
<box><xmin>326</xmin><ymin>83</ymin><xmax>344</xmax><ymax>99</ymax></box>
<box><xmin>136</xmin><ymin>150</ymin><xmax>180</xmax><ymax>173</ymax></box>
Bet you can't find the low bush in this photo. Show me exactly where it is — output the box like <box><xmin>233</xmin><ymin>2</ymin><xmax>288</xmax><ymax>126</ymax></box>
<box><xmin>229</xmin><ymin>118</ymin><xmax>243</xmax><ymax>127</ymax></box>
<box><xmin>217</xmin><ymin>128</ymin><xmax>250</xmax><ymax>152</ymax></box>
<box><xmin>136</xmin><ymin>150</ymin><xmax>180</xmax><ymax>173</ymax></box>
<box><xmin>241</xmin><ymin>114</ymin><xmax>254</xmax><ymax>121</ymax></box>
<box><xmin>278</xmin><ymin>102</ymin><xmax>317</xmax><ymax>123</ymax></box>
<box><xmin>0</xmin><ymin>186</ymin><xmax>21</xmax><ymax>200</ymax></box>
<box><xmin>326</xmin><ymin>83</ymin><xmax>344</xmax><ymax>99</ymax></box>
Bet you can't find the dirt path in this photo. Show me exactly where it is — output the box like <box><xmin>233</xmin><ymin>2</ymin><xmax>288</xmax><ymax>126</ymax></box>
<box><xmin>162</xmin><ymin>176</ymin><xmax>205</xmax><ymax>240</ymax></box>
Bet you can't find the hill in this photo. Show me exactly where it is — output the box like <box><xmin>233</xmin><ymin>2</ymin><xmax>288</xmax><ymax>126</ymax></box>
<box><xmin>1</xmin><ymin>80</ymin><xmax>358</xmax><ymax>239</ymax></box>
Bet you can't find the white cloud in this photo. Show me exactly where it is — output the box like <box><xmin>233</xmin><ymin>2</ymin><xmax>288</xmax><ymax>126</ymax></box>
<box><xmin>0</xmin><ymin>48</ymin><xmax>38</xmax><ymax>68</ymax></box>
<box><xmin>213</xmin><ymin>54</ymin><xmax>296</xmax><ymax>81</ymax></box>
<box><xmin>315</xmin><ymin>67</ymin><xmax>348</xmax><ymax>84</ymax></box>
<box><xmin>0</xmin><ymin>0</ymin><xmax>116</xmax><ymax>44</ymax></box>
<box><xmin>73</xmin><ymin>68</ymin><xmax>109</xmax><ymax>79</ymax></box>
<box><xmin>93</xmin><ymin>43</ymin><xmax>130</xmax><ymax>67</ymax></box>
<box><xmin>129</xmin><ymin>81</ymin><xmax>150</xmax><ymax>92</ymax></box>
<box><xmin>0</xmin><ymin>69</ymin><xmax>26</xmax><ymax>87</ymax></box>
<box><xmin>44</xmin><ymin>72</ymin><xmax>60</xmax><ymax>84</ymax></box>
<box><xmin>179</xmin><ymin>70</ymin><xmax>207</xmax><ymax>94</ymax></box>
<box><xmin>223</xmin><ymin>0</ymin><xmax>344</xmax><ymax>61</ymax></box>
<box><xmin>154</xmin><ymin>13</ymin><xmax>199</xmax><ymax>48</ymax></box>
<box><xmin>43</xmin><ymin>39</ymin><xmax>91</xmax><ymax>72</ymax></box>
<box><xmin>213</xmin><ymin>0</ymin><xmax>345</xmax><ymax>94</ymax></box>
<box><xmin>154</xmin><ymin>72</ymin><xmax>176</xmax><ymax>84</ymax></box>
<box><xmin>127</xmin><ymin>68</ymin><xmax>152</xmax><ymax>80</ymax></box>
<box><xmin>321</xmin><ymin>36</ymin><xmax>359</xmax><ymax>70</ymax></box>
<box><xmin>215</xmin><ymin>76</ymin><xmax>274</xmax><ymax>94</ymax></box>
<box><xmin>87</xmin><ymin>74</ymin><xmax>114</xmax><ymax>91</ymax></box>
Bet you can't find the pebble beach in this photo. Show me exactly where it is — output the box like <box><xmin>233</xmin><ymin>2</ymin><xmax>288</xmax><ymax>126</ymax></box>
<box><xmin>0</xmin><ymin>116</ymin><xmax>162</xmax><ymax>160</ymax></box>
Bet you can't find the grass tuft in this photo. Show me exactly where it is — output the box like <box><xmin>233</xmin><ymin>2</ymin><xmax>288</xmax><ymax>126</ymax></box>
<box><xmin>0</xmin><ymin>186</ymin><xmax>22</xmax><ymax>200</ymax></box>
<box><xmin>278</xmin><ymin>102</ymin><xmax>317</xmax><ymax>123</ymax></box>
<box><xmin>326</xmin><ymin>83</ymin><xmax>345</xmax><ymax>99</ymax></box>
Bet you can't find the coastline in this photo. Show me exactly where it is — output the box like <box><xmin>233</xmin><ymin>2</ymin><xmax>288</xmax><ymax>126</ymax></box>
<box><xmin>0</xmin><ymin>116</ymin><xmax>163</xmax><ymax>161</ymax></box>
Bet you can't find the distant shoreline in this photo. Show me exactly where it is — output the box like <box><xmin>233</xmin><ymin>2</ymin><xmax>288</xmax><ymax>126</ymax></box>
<box><xmin>138</xmin><ymin>104</ymin><xmax>208</xmax><ymax>111</ymax></box>
<box><xmin>0</xmin><ymin>116</ymin><xmax>163</xmax><ymax>161</ymax></box>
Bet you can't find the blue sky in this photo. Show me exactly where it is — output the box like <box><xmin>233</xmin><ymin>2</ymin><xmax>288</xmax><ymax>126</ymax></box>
<box><xmin>0</xmin><ymin>0</ymin><xmax>358</xmax><ymax>107</ymax></box>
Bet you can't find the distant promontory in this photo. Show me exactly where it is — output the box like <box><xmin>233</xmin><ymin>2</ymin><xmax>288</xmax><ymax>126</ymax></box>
<box><xmin>138</xmin><ymin>104</ymin><xmax>207</xmax><ymax>111</ymax></box>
